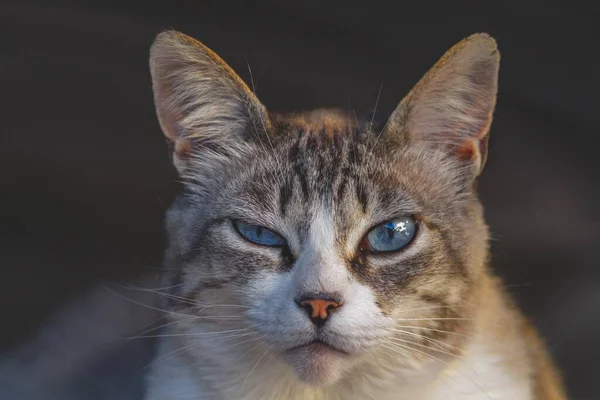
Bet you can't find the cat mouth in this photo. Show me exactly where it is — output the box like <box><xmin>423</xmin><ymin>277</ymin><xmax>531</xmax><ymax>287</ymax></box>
<box><xmin>285</xmin><ymin>339</ymin><xmax>350</xmax><ymax>355</ymax></box>
<box><xmin>282</xmin><ymin>338</ymin><xmax>351</xmax><ymax>385</ymax></box>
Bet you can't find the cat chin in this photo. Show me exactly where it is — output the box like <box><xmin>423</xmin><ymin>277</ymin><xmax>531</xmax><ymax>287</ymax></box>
<box><xmin>282</xmin><ymin>342</ymin><xmax>351</xmax><ymax>386</ymax></box>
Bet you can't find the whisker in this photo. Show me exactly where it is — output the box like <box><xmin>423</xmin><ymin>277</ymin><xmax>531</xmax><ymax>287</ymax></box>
<box><xmin>242</xmin><ymin>344</ymin><xmax>272</xmax><ymax>389</ymax></box>
<box><xmin>227</xmin><ymin>334</ymin><xmax>265</xmax><ymax>347</ymax></box>
<box><xmin>388</xmin><ymin>337</ymin><xmax>458</xmax><ymax>359</ymax></box>
<box><xmin>378</xmin><ymin>341</ymin><xmax>419</xmax><ymax>363</ymax></box>
<box><xmin>383</xmin><ymin>339</ymin><xmax>491</xmax><ymax>398</ymax></box>
<box><xmin>395</xmin><ymin>317</ymin><xmax>473</xmax><ymax>322</ymax></box>
<box><xmin>394</xmin><ymin>304</ymin><xmax>473</xmax><ymax>314</ymax></box>
<box><xmin>126</xmin><ymin>284</ymin><xmax>252</xmax><ymax>308</ymax></box>
<box><xmin>391</xmin><ymin>325</ymin><xmax>470</xmax><ymax>338</ymax></box>
<box><xmin>126</xmin><ymin>317</ymin><xmax>181</xmax><ymax>341</ymax></box>
<box><xmin>391</xmin><ymin>329</ymin><xmax>464</xmax><ymax>353</ymax></box>
<box><xmin>381</xmin><ymin>341</ymin><xmax>462</xmax><ymax>399</ymax></box>
<box><xmin>125</xmin><ymin>282</ymin><xmax>184</xmax><ymax>292</ymax></box>
<box><xmin>140</xmin><ymin>343</ymin><xmax>193</xmax><ymax>371</ymax></box>
<box><xmin>101</xmin><ymin>284</ymin><xmax>199</xmax><ymax>320</ymax></box>
<box><xmin>187</xmin><ymin>303</ymin><xmax>252</xmax><ymax>309</ymax></box>
<box><xmin>367</xmin><ymin>98</ymin><xmax>396</xmax><ymax>157</ymax></box>
<box><xmin>246</xmin><ymin>62</ymin><xmax>282</xmax><ymax>186</ymax></box>
<box><xmin>235</xmin><ymin>335</ymin><xmax>267</xmax><ymax>362</ymax></box>
<box><xmin>126</xmin><ymin>327</ymin><xmax>252</xmax><ymax>340</ymax></box>
<box><xmin>200</xmin><ymin>331</ymin><xmax>260</xmax><ymax>346</ymax></box>
<box><xmin>140</xmin><ymin>328</ymin><xmax>266</xmax><ymax>372</ymax></box>
<box><xmin>381</xmin><ymin>339</ymin><xmax>450</xmax><ymax>367</ymax></box>
<box><xmin>370</xmin><ymin>82</ymin><xmax>384</xmax><ymax>127</ymax></box>
<box><xmin>103</xmin><ymin>284</ymin><xmax>252</xmax><ymax>327</ymax></box>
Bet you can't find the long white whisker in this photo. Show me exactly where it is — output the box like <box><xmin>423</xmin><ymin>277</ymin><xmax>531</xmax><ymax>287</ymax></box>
<box><xmin>391</xmin><ymin>325</ymin><xmax>470</xmax><ymax>338</ymax></box>
<box><xmin>391</xmin><ymin>329</ymin><xmax>464</xmax><ymax>353</ymax></box>
<box><xmin>128</xmin><ymin>317</ymin><xmax>182</xmax><ymax>340</ymax></box>
<box><xmin>242</xmin><ymin>344</ymin><xmax>272</xmax><ymax>389</ymax></box>
<box><xmin>126</xmin><ymin>285</ymin><xmax>252</xmax><ymax>309</ymax></box>
<box><xmin>101</xmin><ymin>284</ymin><xmax>200</xmax><ymax>320</ymax></box>
<box><xmin>126</xmin><ymin>327</ymin><xmax>252</xmax><ymax>340</ymax></box>
<box><xmin>378</xmin><ymin>341</ymin><xmax>418</xmax><ymax>362</ymax></box>
<box><xmin>388</xmin><ymin>337</ymin><xmax>458</xmax><ymax>358</ymax></box>
<box><xmin>383</xmin><ymin>339</ymin><xmax>491</xmax><ymax>398</ymax></box>
<box><xmin>382</xmin><ymin>338</ymin><xmax>450</xmax><ymax>368</ymax></box>
<box><xmin>394</xmin><ymin>304</ymin><xmax>472</xmax><ymax>313</ymax></box>
<box><xmin>125</xmin><ymin>282</ymin><xmax>184</xmax><ymax>292</ymax></box>
<box><xmin>395</xmin><ymin>317</ymin><xmax>473</xmax><ymax>322</ymax></box>
<box><xmin>235</xmin><ymin>335</ymin><xmax>268</xmax><ymax>362</ymax></box>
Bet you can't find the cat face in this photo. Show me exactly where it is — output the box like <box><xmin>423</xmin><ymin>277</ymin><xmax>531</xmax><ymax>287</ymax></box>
<box><xmin>150</xmin><ymin>31</ymin><xmax>499</xmax><ymax>385</ymax></box>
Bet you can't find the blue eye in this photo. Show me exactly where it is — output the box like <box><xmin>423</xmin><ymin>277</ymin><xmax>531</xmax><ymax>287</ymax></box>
<box><xmin>364</xmin><ymin>217</ymin><xmax>417</xmax><ymax>253</ymax></box>
<box><xmin>233</xmin><ymin>220</ymin><xmax>287</xmax><ymax>247</ymax></box>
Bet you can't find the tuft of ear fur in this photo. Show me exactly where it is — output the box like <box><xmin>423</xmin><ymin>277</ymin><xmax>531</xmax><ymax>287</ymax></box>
<box><xmin>149</xmin><ymin>30</ymin><xmax>269</xmax><ymax>174</ymax></box>
<box><xmin>387</xmin><ymin>33</ymin><xmax>500</xmax><ymax>177</ymax></box>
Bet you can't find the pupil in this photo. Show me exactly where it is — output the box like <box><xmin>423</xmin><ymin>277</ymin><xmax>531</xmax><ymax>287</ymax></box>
<box><xmin>386</xmin><ymin>226</ymin><xmax>395</xmax><ymax>239</ymax></box>
<box><xmin>256</xmin><ymin>226</ymin><xmax>263</xmax><ymax>237</ymax></box>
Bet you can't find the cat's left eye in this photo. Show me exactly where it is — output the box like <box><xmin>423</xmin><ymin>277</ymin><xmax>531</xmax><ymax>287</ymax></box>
<box><xmin>361</xmin><ymin>216</ymin><xmax>417</xmax><ymax>253</ymax></box>
<box><xmin>232</xmin><ymin>220</ymin><xmax>287</xmax><ymax>247</ymax></box>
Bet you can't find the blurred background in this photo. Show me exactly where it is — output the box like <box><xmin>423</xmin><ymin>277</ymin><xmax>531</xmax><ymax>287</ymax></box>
<box><xmin>1</xmin><ymin>0</ymin><xmax>598</xmax><ymax>399</ymax></box>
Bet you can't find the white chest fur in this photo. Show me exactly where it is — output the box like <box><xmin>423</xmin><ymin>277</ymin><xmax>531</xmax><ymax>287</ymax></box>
<box><xmin>144</xmin><ymin>334</ymin><xmax>532</xmax><ymax>400</ymax></box>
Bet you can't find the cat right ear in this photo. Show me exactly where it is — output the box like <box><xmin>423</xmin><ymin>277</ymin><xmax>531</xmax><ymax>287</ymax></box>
<box><xmin>149</xmin><ymin>30</ymin><xmax>269</xmax><ymax>175</ymax></box>
<box><xmin>385</xmin><ymin>33</ymin><xmax>500</xmax><ymax>178</ymax></box>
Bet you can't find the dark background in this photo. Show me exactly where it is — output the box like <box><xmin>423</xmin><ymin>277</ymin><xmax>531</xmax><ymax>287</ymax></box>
<box><xmin>1</xmin><ymin>0</ymin><xmax>599</xmax><ymax>398</ymax></box>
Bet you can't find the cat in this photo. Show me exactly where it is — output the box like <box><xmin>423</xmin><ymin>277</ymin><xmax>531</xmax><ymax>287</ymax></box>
<box><xmin>144</xmin><ymin>30</ymin><xmax>567</xmax><ymax>400</ymax></box>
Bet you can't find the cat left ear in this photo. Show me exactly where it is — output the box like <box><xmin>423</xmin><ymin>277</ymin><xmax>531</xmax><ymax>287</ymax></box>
<box><xmin>386</xmin><ymin>33</ymin><xmax>500</xmax><ymax>177</ymax></box>
<box><xmin>149</xmin><ymin>30</ymin><xmax>269</xmax><ymax>175</ymax></box>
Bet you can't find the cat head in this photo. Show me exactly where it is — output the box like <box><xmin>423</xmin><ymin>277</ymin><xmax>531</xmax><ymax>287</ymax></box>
<box><xmin>150</xmin><ymin>31</ymin><xmax>499</xmax><ymax>386</ymax></box>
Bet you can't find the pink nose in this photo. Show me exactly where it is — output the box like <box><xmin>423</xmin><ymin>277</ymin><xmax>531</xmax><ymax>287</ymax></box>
<box><xmin>297</xmin><ymin>295</ymin><xmax>343</xmax><ymax>327</ymax></box>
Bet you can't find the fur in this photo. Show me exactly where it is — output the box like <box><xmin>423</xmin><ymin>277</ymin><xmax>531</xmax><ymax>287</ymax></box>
<box><xmin>143</xmin><ymin>31</ymin><xmax>567</xmax><ymax>399</ymax></box>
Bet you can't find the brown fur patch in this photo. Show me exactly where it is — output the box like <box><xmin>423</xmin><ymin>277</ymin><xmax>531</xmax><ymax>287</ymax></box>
<box><xmin>275</xmin><ymin>109</ymin><xmax>355</xmax><ymax>140</ymax></box>
<box><xmin>174</xmin><ymin>138</ymin><xmax>192</xmax><ymax>158</ymax></box>
<box><xmin>456</xmin><ymin>139</ymin><xmax>477</xmax><ymax>162</ymax></box>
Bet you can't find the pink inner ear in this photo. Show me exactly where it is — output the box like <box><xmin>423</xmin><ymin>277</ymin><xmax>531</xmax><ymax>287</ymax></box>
<box><xmin>174</xmin><ymin>138</ymin><xmax>192</xmax><ymax>159</ymax></box>
<box><xmin>441</xmin><ymin>93</ymin><xmax>493</xmax><ymax>167</ymax></box>
<box><xmin>455</xmin><ymin>139</ymin><xmax>477</xmax><ymax>162</ymax></box>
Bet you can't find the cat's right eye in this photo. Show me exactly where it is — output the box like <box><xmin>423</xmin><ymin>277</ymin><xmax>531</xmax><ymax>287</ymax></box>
<box><xmin>232</xmin><ymin>220</ymin><xmax>287</xmax><ymax>247</ymax></box>
<box><xmin>361</xmin><ymin>216</ymin><xmax>417</xmax><ymax>254</ymax></box>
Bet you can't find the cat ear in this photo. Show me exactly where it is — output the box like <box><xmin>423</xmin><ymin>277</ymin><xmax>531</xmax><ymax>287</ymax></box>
<box><xmin>149</xmin><ymin>30</ymin><xmax>269</xmax><ymax>174</ymax></box>
<box><xmin>386</xmin><ymin>33</ymin><xmax>500</xmax><ymax>177</ymax></box>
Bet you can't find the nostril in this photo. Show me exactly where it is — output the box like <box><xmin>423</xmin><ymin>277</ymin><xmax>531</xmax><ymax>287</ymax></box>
<box><xmin>297</xmin><ymin>300</ymin><xmax>311</xmax><ymax>312</ymax></box>
<box><xmin>296</xmin><ymin>300</ymin><xmax>315</xmax><ymax>319</ymax></box>
<box><xmin>326</xmin><ymin>304</ymin><xmax>338</xmax><ymax>314</ymax></box>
